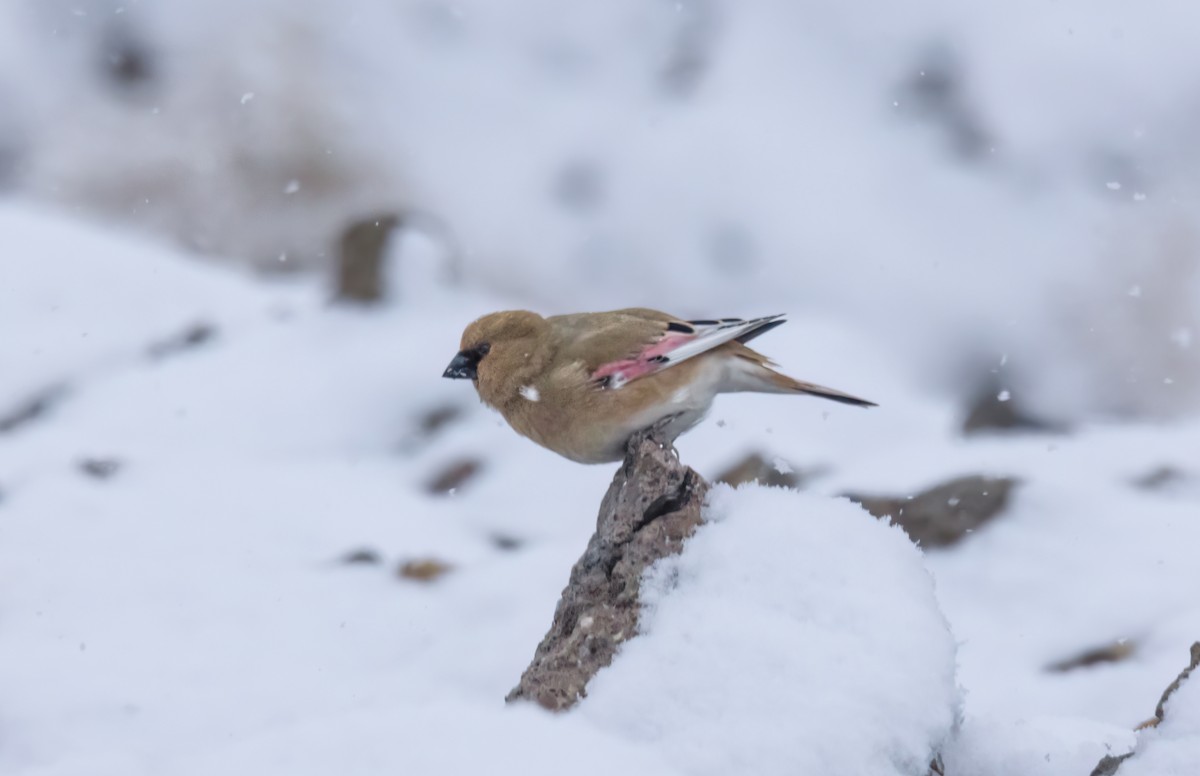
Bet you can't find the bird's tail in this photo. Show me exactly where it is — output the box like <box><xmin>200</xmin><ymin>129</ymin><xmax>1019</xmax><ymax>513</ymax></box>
<box><xmin>729</xmin><ymin>354</ymin><xmax>877</xmax><ymax>407</ymax></box>
<box><xmin>774</xmin><ymin>373</ymin><xmax>877</xmax><ymax>407</ymax></box>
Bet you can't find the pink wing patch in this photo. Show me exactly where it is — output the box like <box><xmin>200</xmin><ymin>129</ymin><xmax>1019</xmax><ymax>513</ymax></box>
<box><xmin>592</xmin><ymin>333</ymin><xmax>693</xmax><ymax>389</ymax></box>
<box><xmin>591</xmin><ymin>315</ymin><xmax>785</xmax><ymax>390</ymax></box>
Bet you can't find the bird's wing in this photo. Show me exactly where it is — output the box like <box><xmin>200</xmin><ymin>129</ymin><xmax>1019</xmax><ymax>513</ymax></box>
<box><xmin>549</xmin><ymin>310</ymin><xmax>786</xmax><ymax>389</ymax></box>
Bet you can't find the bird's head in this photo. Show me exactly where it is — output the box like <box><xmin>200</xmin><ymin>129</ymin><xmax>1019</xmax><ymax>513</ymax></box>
<box><xmin>443</xmin><ymin>311</ymin><xmax>546</xmax><ymax>400</ymax></box>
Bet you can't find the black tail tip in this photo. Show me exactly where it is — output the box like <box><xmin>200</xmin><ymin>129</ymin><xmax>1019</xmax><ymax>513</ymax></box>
<box><xmin>809</xmin><ymin>391</ymin><xmax>878</xmax><ymax>408</ymax></box>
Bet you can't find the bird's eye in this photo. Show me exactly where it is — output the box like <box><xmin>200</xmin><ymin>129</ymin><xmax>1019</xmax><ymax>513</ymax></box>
<box><xmin>476</xmin><ymin>342</ymin><xmax>491</xmax><ymax>356</ymax></box>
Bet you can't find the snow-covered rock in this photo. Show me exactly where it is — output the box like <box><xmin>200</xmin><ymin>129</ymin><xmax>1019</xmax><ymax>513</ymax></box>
<box><xmin>579</xmin><ymin>485</ymin><xmax>961</xmax><ymax>776</ymax></box>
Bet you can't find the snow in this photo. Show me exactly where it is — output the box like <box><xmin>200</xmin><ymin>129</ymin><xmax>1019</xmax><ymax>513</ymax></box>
<box><xmin>581</xmin><ymin>486</ymin><xmax>959</xmax><ymax>776</ymax></box>
<box><xmin>519</xmin><ymin>384</ymin><xmax>540</xmax><ymax>402</ymax></box>
<box><xmin>2</xmin><ymin>204</ymin><xmax>1200</xmax><ymax>775</ymax></box>
<box><xmin>0</xmin><ymin>205</ymin><xmax>299</xmax><ymax>414</ymax></box>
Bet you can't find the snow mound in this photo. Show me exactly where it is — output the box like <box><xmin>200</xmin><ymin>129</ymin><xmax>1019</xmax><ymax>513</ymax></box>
<box><xmin>580</xmin><ymin>484</ymin><xmax>960</xmax><ymax>776</ymax></box>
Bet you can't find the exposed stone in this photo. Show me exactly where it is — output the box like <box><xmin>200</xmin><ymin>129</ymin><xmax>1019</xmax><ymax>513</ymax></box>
<box><xmin>0</xmin><ymin>384</ymin><xmax>69</xmax><ymax>435</ymax></box>
<box><xmin>146</xmin><ymin>322</ymin><xmax>216</xmax><ymax>360</ymax></box>
<box><xmin>1131</xmin><ymin>465</ymin><xmax>1200</xmax><ymax>497</ymax></box>
<box><xmin>1090</xmin><ymin>752</ymin><xmax>1134</xmax><ymax>776</ymax></box>
<box><xmin>340</xmin><ymin>548</ymin><xmax>383</xmax><ymax>566</ymax></box>
<box><xmin>1047</xmin><ymin>640</ymin><xmax>1135</xmax><ymax>673</ymax></box>
<box><xmin>77</xmin><ymin>457</ymin><xmax>123</xmax><ymax>480</ymax></box>
<box><xmin>658</xmin><ymin>0</ymin><xmax>717</xmax><ymax>98</ymax></box>
<box><xmin>397</xmin><ymin>558</ymin><xmax>454</xmax><ymax>582</ymax></box>
<box><xmin>417</xmin><ymin>405</ymin><xmax>463</xmax><ymax>437</ymax></box>
<box><xmin>398</xmin><ymin>404</ymin><xmax>465</xmax><ymax>453</ymax></box>
<box><xmin>712</xmin><ymin>451</ymin><xmax>814</xmax><ymax>490</ymax></box>
<box><xmin>961</xmin><ymin>380</ymin><xmax>1064</xmax><ymax>436</ymax></box>
<box><xmin>845</xmin><ymin>475</ymin><xmax>1018</xmax><ymax>548</ymax></box>
<box><xmin>490</xmin><ymin>534</ymin><xmax>523</xmax><ymax>552</ymax></box>
<box><xmin>335</xmin><ymin>213</ymin><xmax>401</xmax><ymax>303</ymax></box>
<box><xmin>1154</xmin><ymin>641</ymin><xmax>1200</xmax><ymax>721</ymax></box>
<box><xmin>100</xmin><ymin>22</ymin><xmax>157</xmax><ymax>95</ymax></box>
<box><xmin>1132</xmin><ymin>465</ymin><xmax>1184</xmax><ymax>491</ymax></box>
<box><xmin>425</xmin><ymin>458</ymin><xmax>483</xmax><ymax>495</ymax></box>
<box><xmin>506</xmin><ymin>428</ymin><xmax>709</xmax><ymax>711</ymax></box>
<box><xmin>1088</xmin><ymin>642</ymin><xmax>1200</xmax><ymax>775</ymax></box>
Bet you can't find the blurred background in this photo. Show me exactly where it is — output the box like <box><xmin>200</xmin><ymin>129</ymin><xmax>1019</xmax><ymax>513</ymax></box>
<box><xmin>4</xmin><ymin>3</ymin><xmax>1200</xmax><ymax>775</ymax></box>
<box><xmin>3</xmin><ymin>0</ymin><xmax>1198</xmax><ymax>426</ymax></box>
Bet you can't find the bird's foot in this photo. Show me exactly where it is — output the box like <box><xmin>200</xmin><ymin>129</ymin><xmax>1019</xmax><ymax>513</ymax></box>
<box><xmin>649</xmin><ymin>414</ymin><xmax>684</xmax><ymax>458</ymax></box>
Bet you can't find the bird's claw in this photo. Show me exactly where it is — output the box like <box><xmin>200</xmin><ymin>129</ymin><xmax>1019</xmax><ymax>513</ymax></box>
<box><xmin>650</xmin><ymin>413</ymin><xmax>683</xmax><ymax>459</ymax></box>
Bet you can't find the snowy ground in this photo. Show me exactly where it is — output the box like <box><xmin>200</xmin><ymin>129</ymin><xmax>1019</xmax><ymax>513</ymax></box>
<box><xmin>2</xmin><ymin>205</ymin><xmax>1199</xmax><ymax>774</ymax></box>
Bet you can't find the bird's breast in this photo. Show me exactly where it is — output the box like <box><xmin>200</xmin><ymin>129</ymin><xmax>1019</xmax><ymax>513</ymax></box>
<box><xmin>498</xmin><ymin>356</ymin><xmax>726</xmax><ymax>463</ymax></box>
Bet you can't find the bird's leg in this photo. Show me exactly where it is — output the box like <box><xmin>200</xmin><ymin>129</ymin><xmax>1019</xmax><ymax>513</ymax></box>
<box><xmin>623</xmin><ymin>413</ymin><xmax>684</xmax><ymax>460</ymax></box>
<box><xmin>648</xmin><ymin>413</ymin><xmax>683</xmax><ymax>459</ymax></box>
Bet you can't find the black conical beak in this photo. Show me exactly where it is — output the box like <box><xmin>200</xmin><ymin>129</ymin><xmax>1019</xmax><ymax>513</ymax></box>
<box><xmin>442</xmin><ymin>351</ymin><xmax>478</xmax><ymax>380</ymax></box>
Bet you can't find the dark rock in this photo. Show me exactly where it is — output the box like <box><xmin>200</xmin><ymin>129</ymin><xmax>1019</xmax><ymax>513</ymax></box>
<box><xmin>0</xmin><ymin>384</ymin><xmax>69</xmax><ymax>435</ymax></box>
<box><xmin>506</xmin><ymin>428</ymin><xmax>709</xmax><ymax>711</ymax></box>
<box><xmin>100</xmin><ymin>22</ymin><xmax>157</xmax><ymax>95</ymax></box>
<box><xmin>146</xmin><ymin>322</ymin><xmax>217</xmax><ymax>360</ymax></box>
<box><xmin>398</xmin><ymin>404</ymin><xmax>465</xmax><ymax>453</ymax></box>
<box><xmin>712</xmin><ymin>451</ymin><xmax>814</xmax><ymax>490</ymax></box>
<box><xmin>1090</xmin><ymin>752</ymin><xmax>1134</xmax><ymax>776</ymax></box>
<box><xmin>340</xmin><ymin>548</ymin><xmax>383</xmax><ymax>566</ymax></box>
<box><xmin>845</xmin><ymin>475</ymin><xmax>1018</xmax><ymax>548</ymax></box>
<box><xmin>901</xmin><ymin>43</ymin><xmax>991</xmax><ymax>162</ymax></box>
<box><xmin>1088</xmin><ymin>642</ymin><xmax>1200</xmax><ymax>775</ymax></box>
<box><xmin>335</xmin><ymin>213</ymin><xmax>401</xmax><ymax>303</ymax></box>
<box><xmin>77</xmin><ymin>457</ymin><xmax>123</xmax><ymax>480</ymax></box>
<box><xmin>1131</xmin><ymin>465</ymin><xmax>1199</xmax><ymax>496</ymax></box>
<box><xmin>1047</xmin><ymin>640</ymin><xmax>1135</xmax><ymax>673</ymax></box>
<box><xmin>1154</xmin><ymin>641</ymin><xmax>1200</xmax><ymax>722</ymax></box>
<box><xmin>425</xmin><ymin>458</ymin><xmax>483</xmax><ymax>495</ymax></box>
<box><xmin>490</xmin><ymin>534</ymin><xmax>523</xmax><ymax>552</ymax></box>
<box><xmin>418</xmin><ymin>405</ymin><xmax>463</xmax><ymax>437</ymax></box>
<box><xmin>961</xmin><ymin>381</ymin><xmax>1064</xmax><ymax>436</ymax></box>
<box><xmin>1132</xmin><ymin>465</ymin><xmax>1186</xmax><ymax>491</ymax></box>
<box><xmin>397</xmin><ymin>558</ymin><xmax>453</xmax><ymax>582</ymax></box>
<box><xmin>658</xmin><ymin>0</ymin><xmax>717</xmax><ymax>98</ymax></box>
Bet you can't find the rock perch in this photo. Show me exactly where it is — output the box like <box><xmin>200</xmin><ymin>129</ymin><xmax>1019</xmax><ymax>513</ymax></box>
<box><xmin>506</xmin><ymin>428</ymin><xmax>709</xmax><ymax>710</ymax></box>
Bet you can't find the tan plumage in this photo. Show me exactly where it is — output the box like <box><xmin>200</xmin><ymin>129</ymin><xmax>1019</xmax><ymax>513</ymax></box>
<box><xmin>442</xmin><ymin>308</ymin><xmax>875</xmax><ymax>464</ymax></box>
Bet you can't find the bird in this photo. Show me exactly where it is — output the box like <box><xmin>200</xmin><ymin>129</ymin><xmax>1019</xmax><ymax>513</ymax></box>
<box><xmin>442</xmin><ymin>308</ymin><xmax>875</xmax><ymax>464</ymax></box>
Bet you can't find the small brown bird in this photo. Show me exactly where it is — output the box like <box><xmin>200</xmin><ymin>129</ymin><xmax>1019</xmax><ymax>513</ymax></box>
<box><xmin>443</xmin><ymin>308</ymin><xmax>875</xmax><ymax>464</ymax></box>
